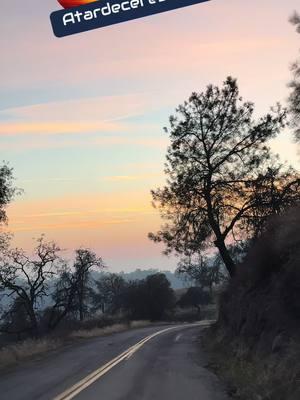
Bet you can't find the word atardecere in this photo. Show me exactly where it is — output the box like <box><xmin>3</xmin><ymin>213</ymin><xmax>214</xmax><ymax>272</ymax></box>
<box><xmin>50</xmin><ymin>0</ymin><xmax>210</xmax><ymax>37</ymax></box>
<box><xmin>63</xmin><ymin>0</ymin><xmax>158</xmax><ymax>25</ymax></box>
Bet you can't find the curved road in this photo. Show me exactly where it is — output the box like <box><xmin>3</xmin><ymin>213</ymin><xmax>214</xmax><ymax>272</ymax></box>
<box><xmin>0</xmin><ymin>322</ymin><xmax>228</xmax><ymax>400</ymax></box>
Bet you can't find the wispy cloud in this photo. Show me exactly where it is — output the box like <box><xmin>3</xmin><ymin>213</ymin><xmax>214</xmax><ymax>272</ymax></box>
<box><xmin>0</xmin><ymin>94</ymin><xmax>147</xmax><ymax>119</ymax></box>
<box><xmin>93</xmin><ymin>136</ymin><xmax>168</xmax><ymax>148</ymax></box>
<box><xmin>102</xmin><ymin>173</ymin><xmax>161</xmax><ymax>182</ymax></box>
<box><xmin>0</xmin><ymin>93</ymin><xmax>168</xmax><ymax>143</ymax></box>
<box><xmin>6</xmin><ymin>191</ymin><xmax>157</xmax><ymax>226</ymax></box>
<box><xmin>0</xmin><ymin>121</ymin><xmax>127</xmax><ymax>136</ymax></box>
<box><xmin>7</xmin><ymin>218</ymin><xmax>136</xmax><ymax>233</ymax></box>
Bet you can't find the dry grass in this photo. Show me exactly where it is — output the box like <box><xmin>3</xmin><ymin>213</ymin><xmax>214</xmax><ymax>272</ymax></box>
<box><xmin>0</xmin><ymin>320</ymin><xmax>153</xmax><ymax>370</ymax></box>
<box><xmin>0</xmin><ymin>338</ymin><xmax>61</xmax><ymax>369</ymax></box>
<box><xmin>70</xmin><ymin>323</ymin><xmax>129</xmax><ymax>339</ymax></box>
<box><xmin>129</xmin><ymin>320</ymin><xmax>151</xmax><ymax>329</ymax></box>
<box><xmin>70</xmin><ymin>320</ymin><xmax>151</xmax><ymax>339</ymax></box>
<box><xmin>204</xmin><ymin>331</ymin><xmax>300</xmax><ymax>400</ymax></box>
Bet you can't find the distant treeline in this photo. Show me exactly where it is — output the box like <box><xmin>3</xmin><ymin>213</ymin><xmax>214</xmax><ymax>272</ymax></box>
<box><xmin>0</xmin><ymin>240</ymin><xmax>213</xmax><ymax>341</ymax></box>
<box><xmin>102</xmin><ymin>269</ymin><xmax>189</xmax><ymax>289</ymax></box>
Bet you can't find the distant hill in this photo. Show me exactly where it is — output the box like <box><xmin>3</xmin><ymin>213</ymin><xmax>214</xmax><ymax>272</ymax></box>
<box><xmin>92</xmin><ymin>269</ymin><xmax>190</xmax><ymax>289</ymax></box>
<box><xmin>121</xmin><ymin>269</ymin><xmax>190</xmax><ymax>289</ymax></box>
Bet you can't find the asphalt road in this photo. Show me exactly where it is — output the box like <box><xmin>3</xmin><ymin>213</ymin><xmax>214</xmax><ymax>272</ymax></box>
<box><xmin>0</xmin><ymin>322</ymin><xmax>228</xmax><ymax>400</ymax></box>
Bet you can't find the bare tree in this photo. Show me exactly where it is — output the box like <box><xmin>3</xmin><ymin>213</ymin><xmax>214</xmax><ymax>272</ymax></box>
<box><xmin>47</xmin><ymin>249</ymin><xmax>106</xmax><ymax>329</ymax></box>
<box><xmin>47</xmin><ymin>266</ymin><xmax>78</xmax><ymax>330</ymax></box>
<box><xmin>73</xmin><ymin>249</ymin><xmax>105</xmax><ymax>321</ymax></box>
<box><xmin>0</xmin><ymin>237</ymin><xmax>61</xmax><ymax>337</ymax></box>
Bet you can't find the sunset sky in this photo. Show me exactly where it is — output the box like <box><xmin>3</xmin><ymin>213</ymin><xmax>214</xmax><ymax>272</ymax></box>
<box><xmin>1</xmin><ymin>0</ymin><xmax>300</xmax><ymax>271</ymax></box>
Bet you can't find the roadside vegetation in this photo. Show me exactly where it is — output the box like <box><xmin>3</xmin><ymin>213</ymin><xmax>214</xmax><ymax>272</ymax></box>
<box><xmin>0</xmin><ymin>320</ymin><xmax>153</xmax><ymax>370</ymax></box>
<box><xmin>203</xmin><ymin>207</ymin><xmax>300</xmax><ymax>400</ymax></box>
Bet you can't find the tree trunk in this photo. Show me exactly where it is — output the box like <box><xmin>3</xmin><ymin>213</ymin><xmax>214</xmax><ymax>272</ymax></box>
<box><xmin>209</xmin><ymin>284</ymin><xmax>213</xmax><ymax>298</ymax></box>
<box><xmin>79</xmin><ymin>288</ymin><xmax>84</xmax><ymax>322</ymax></box>
<box><xmin>214</xmin><ymin>237</ymin><xmax>236</xmax><ymax>277</ymax></box>
<box><xmin>28</xmin><ymin>306</ymin><xmax>39</xmax><ymax>338</ymax></box>
<box><xmin>205</xmin><ymin>186</ymin><xmax>236</xmax><ymax>277</ymax></box>
<box><xmin>48</xmin><ymin>280</ymin><xmax>78</xmax><ymax>331</ymax></box>
<box><xmin>205</xmin><ymin>191</ymin><xmax>236</xmax><ymax>277</ymax></box>
<box><xmin>79</xmin><ymin>306</ymin><xmax>84</xmax><ymax>322</ymax></box>
<box><xmin>78</xmin><ymin>293</ymin><xmax>85</xmax><ymax>321</ymax></box>
<box><xmin>195</xmin><ymin>304</ymin><xmax>201</xmax><ymax>320</ymax></box>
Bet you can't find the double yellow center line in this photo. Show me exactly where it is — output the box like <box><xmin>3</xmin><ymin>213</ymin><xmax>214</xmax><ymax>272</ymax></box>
<box><xmin>53</xmin><ymin>322</ymin><xmax>211</xmax><ymax>400</ymax></box>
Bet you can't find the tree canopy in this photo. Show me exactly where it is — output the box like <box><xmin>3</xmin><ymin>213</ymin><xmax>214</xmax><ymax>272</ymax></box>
<box><xmin>123</xmin><ymin>273</ymin><xmax>175</xmax><ymax>320</ymax></box>
<box><xmin>150</xmin><ymin>78</ymin><xmax>300</xmax><ymax>277</ymax></box>
<box><xmin>0</xmin><ymin>164</ymin><xmax>17</xmax><ymax>224</ymax></box>
<box><xmin>289</xmin><ymin>12</ymin><xmax>300</xmax><ymax>142</ymax></box>
<box><xmin>93</xmin><ymin>273</ymin><xmax>126</xmax><ymax>314</ymax></box>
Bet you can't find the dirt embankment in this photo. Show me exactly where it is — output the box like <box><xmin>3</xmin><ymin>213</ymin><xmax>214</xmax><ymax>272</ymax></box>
<box><xmin>204</xmin><ymin>207</ymin><xmax>300</xmax><ymax>400</ymax></box>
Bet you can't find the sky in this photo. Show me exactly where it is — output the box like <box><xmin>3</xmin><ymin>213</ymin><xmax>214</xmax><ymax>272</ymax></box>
<box><xmin>1</xmin><ymin>0</ymin><xmax>300</xmax><ymax>271</ymax></box>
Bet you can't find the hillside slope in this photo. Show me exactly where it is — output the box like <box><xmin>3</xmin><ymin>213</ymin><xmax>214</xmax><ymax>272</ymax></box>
<box><xmin>205</xmin><ymin>207</ymin><xmax>300</xmax><ymax>400</ymax></box>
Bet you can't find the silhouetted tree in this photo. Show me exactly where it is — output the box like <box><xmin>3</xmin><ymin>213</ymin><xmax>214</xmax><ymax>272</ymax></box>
<box><xmin>0</xmin><ymin>297</ymin><xmax>31</xmax><ymax>340</ymax></box>
<box><xmin>93</xmin><ymin>273</ymin><xmax>126</xmax><ymax>314</ymax></box>
<box><xmin>177</xmin><ymin>254</ymin><xmax>227</xmax><ymax>295</ymax></box>
<box><xmin>124</xmin><ymin>273</ymin><xmax>175</xmax><ymax>320</ymax></box>
<box><xmin>73</xmin><ymin>249</ymin><xmax>105</xmax><ymax>321</ymax></box>
<box><xmin>48</xmin><ymin>267</ymin><xmax>78</xmax><ymax>330</ymax></box>
<box><xmin>0</xmin><ymin>237</ymin><xmax>61</xmax><ymax>337</ymax></box>
<box><xmin>178</xmin><ymin>287</ymin><xmax>211</xmax><ymax>317</ymax></box>
<box><xmin>288</xmin><ymin>12</ymin><xmax>300</xmax><ymax>142</ymax></box>
<box><xmin>149</xmin><ymin>78</ymin><xmax>300</xmax><ymax>277</ymax></box>
<box><xmin>47</xmin><ymin>249</ymin><xmax>105</xmax><ymax>329</ymax></box>
<box><xmin>0</xmin><ymin>163</ymin><xmax>17</xmax><ymax>224</ymax></box>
